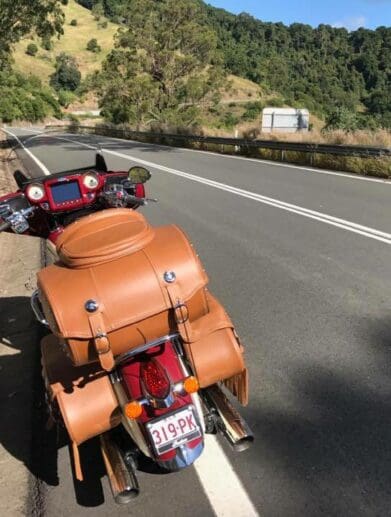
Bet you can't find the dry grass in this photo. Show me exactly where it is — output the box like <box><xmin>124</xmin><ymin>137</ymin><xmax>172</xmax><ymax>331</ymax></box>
<box><xmin>13</xmin><ymin>0</ymin><xmax>118</xmax><ymax>81</ymax></box>
<box><xmin>204</xmin><ymin>125</ymin><xmax>391</xmax><ymax>149</ymax></box>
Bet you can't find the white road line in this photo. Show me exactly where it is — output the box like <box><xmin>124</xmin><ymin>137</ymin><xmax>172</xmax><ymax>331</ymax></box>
<box><xmin>99</xmin><ymin>148</ymin><xmax>391</xmax><ymax>245</ymax></box>
<box><xmin>20</xmin><ymin>127</ymin><xmax>391</xmax><ymax>184</ymax></box>
<box><xmin>2</xmin><ymin>127</ymin><xmax>51</xmax><ymax>176</ymax></box>
<box><xmin>194</xmin><ymin>435</ymin><xmax>259</xmax><ymax>517</ymax></box>
<box><xmin>4</xmin><ymin>130</ymin><xmax>391</xmax><ymax>244</ymax></box>
<box><xmin>63</xmin><ymin>131</ymin><xmax>391</xmax><ymax>184</ymax></box>
<box><xmin>2</xmin><ymin>127</ymin><xmax>261</xmax><ymax>517</ymax></box>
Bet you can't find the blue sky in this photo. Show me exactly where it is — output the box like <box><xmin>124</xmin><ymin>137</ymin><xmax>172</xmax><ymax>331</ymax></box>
<box><xmin>207</xmin><ymin>0</ymin><xmax>391</xmax><ymax>30</ymax></box>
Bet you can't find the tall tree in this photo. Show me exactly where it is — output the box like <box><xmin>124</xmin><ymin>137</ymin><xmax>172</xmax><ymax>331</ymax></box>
<box><xmin>96</xmin><ymin>0</ymin><xmax>224</xmax><ymax>127</ymax></box>
<box><xmin>0</xmin><ymin>0</ymin><xmax>65</xmax><ymax>69</ymax></box>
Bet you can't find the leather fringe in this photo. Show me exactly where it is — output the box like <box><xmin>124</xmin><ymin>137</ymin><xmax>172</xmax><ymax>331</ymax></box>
<box><xmin>223</xmin><ymin>368</ymin><xmax>249</xmax><ymax>406</ymax></box>
<box><xmin>72</xmin><ymin>441</ymin><xmax>83</xmax><ymax>481</ymax></box>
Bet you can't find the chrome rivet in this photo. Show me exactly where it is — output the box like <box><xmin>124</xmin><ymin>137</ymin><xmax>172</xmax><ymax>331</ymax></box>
<box><xmin>164</xmin><ymin>271</ymin><xmax>176</xmax><ymax>283</ymax></box>
<box><xmin>85</xmin><ymin>299</ymin><xmax>99</xmax><ymax>312</ymax></box>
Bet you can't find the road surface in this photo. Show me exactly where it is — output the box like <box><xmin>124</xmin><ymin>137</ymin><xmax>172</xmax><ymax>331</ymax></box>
<box><xmin>3</xmin><ymin>127</ymin><xmax>391</xmax><ymax>517</ymax></box>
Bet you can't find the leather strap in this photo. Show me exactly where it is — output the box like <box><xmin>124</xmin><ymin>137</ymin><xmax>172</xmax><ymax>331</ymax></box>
<box><xmin>166</xmin><ymin>284</ymin><xmax>194</xmax><ymax>343</ymax></box>
<box><xmin>72</xmin><ymin>441</ymin><xmax>83</xmax><ymax>481</ymax></box>
<box><xmin>88</xmin><ymin>312</ymin><xmax>115</xmax><ymax>371</ymax></box>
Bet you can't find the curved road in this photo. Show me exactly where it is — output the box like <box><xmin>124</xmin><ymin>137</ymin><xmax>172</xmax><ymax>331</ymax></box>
<box><xmin>3</xmin><ymin>127</ymin><xmax>391</xmax><ymax>517</ymax></box>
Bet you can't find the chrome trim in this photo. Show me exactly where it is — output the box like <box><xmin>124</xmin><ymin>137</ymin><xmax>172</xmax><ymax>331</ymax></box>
<box><xmin>115</xmin><ymin>333</ymin><xmax>179</xmax><ymax>366</ymax></box>
<box><xmin>109</xmin><ymin>371</ymin><xmax>151</xmax><ymax>458</ymax></box>
<box><xmin>100</xmin><ymin>432</ymin><xmax>139</xmax><ymax>504</ymax></box>
<box><xmin>31</xmin><ymin>290</ymin><xmax>49</xmax><ymax>327</ymax></box>
<box><xmin>157</xmin><ymin>440</ymin><xmax>204</xmax><ymax>471</ymax></box>
<box><xmin>164</xmin><ymin>271</ymin><xmax>176</xmax><ymax>283</ymax></box>
<box><xmin>204</xmin><ymin>384</ymin><xmax>254</xmax><ymax>452</ymax></box>
<box><xmin>85</xmin><ymin>299</ymin><xmax>99</xmax><ymax>312</ymax></box>
<box><xmin>0</xmin><ymin>204</ymin><xmax>11</xmax><ymax>218</ymax></box>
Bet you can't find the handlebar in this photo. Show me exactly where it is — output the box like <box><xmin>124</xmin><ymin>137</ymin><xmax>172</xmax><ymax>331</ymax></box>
<box><xmin>0</xmin><ymin>220</ymin><xmax>11</xmax><ymax>232</ymax></box>
<box><xmin>124</xmin><ymin>193</ymin><xmax>158</xmax><ymax>205</ymax></box>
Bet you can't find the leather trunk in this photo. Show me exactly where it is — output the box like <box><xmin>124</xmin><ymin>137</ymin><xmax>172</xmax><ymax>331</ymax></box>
<box><xmin>37</xmin><ymin>209</ymin><xmax>210</xmax><ymax>369</ymax></box>
<box><xmin>37</xmin><ymin>209</ymin><xmax>248</xmax><ymax>404</ymax></box>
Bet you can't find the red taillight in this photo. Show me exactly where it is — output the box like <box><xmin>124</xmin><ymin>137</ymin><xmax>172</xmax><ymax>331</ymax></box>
<box><xmin>140</xmin><ymin>359</ymin><xmax>170</xmax><ymax>399</ymax></box>
<box><xmin>135</xmin><ymin>183</ymin><xmax>145</xmax><ymax>199</ymax></box>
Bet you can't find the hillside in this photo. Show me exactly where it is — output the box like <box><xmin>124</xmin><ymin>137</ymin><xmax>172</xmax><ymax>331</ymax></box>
<box><xmin>75</xmin><ymin>0</ymin><xmax>391</xmax><ymax>128</ymax></box>
<box><xmin>13</xmin><ymin>0</ymin><xmax>118</xmax><ymax>81</ymax></box>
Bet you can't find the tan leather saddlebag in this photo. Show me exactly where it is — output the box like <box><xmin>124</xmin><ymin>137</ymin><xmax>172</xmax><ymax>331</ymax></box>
<box><xmin>41</xmin><ymin>334</ymin><xmax>121</xmax><ymax>481</ymax></box>
<box><xmin>41</xmin><ymin>334</ymin><xmax>121</xmax><ymax>445</ymax></box>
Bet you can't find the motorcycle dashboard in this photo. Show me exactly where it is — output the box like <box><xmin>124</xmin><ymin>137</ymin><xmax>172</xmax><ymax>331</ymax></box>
<box><xmin>24</xmin><ymin>170</ymin><xmax>103</xmax><ymax>212</ymax></box>
<box><xmin>24</xmin><ymin>171</ymin><xmax>127</xmax><ymax>213</ymax></box>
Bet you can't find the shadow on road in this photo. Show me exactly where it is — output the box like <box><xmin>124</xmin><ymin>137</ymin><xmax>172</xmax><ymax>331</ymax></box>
<box><xmin>0</xmin><ymin>295</ymin><xmax>111</xmax><ymax>507</ymax></box>
<box><xmin>2</xmin><ymin>293</ymin><xmax>391</xmax><ymax>513</ymax></box>
<box><xmin>0</xmin><ymin>296</ymin><xmax>62</xmax><ymax>485</ymax></box>
<box><xmin>240</xmin><ymin>318</ymin><xmax>391</xmax><ymax>515</ymax></box>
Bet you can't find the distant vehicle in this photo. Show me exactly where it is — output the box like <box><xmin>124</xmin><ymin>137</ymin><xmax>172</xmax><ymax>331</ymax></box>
<box><xmin>262</xmin><ymin>108</ymin><xmax>309</xmax><ymax>133</ymax></box>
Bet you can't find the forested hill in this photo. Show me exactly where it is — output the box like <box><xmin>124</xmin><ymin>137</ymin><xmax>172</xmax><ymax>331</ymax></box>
<box><xmin>76</xmin><ymin>0</ymin><xmax>391</xmax><ymax>127</ymax></box>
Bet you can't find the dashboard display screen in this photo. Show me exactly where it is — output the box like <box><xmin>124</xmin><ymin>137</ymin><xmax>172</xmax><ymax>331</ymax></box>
<box><xmin>51</xmin><ymin>181</ymin><xmax>81</xmax><ymax>204</ymax></box>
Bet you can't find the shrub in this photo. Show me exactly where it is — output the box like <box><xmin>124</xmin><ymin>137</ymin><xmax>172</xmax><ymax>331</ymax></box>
<box><xmin>222</xmin><ymin>112</ymin><xmax>239</xmax><ymax>128</ymax></box>
<box><xmin>58</xmin><ymin>90</ymin><xmax>76</xmax><ymax>108</ymax></box>
<box><xmin>267</xmin><ymin>97</ymin><xmax>285</xmax><ymax>108</ymax></box>
<box><xmin>0</xmin><ymin>72</ymin><xmax>61</xmax><ymax>122</ymax></box>
<box><xmin>70</xmin><ymin>19</ymin><xmax>78</xmax><ymax>26</ymax></box>
<box><xmin>26</xmin><ymin>43</ymin><xmax>38</xmax><ymax>56</ymax></box>
<box><xmin>242</xmin><ymin>101</ymin><xmax>263</xmax><ymax>121</ymax></box>
<box><xmin>98</xmin><ymin>21</ymin><xmax>108</xmax><ymax>29</ymax></box>
<box><xmin>41</xmin><ymin>38</ymin><xmax>53</xmax><ymax>51</ymax></box>
<box><xmin>50</xmin><ymin>53</ymin><xmax>81</xmax><ymax>91</ymax></box>
<box><xmin>324</xmin><ymin>107</ymin><xmax>359</xmax><ymax>132</ymax></box>
<box><xmin>86</xmin><ymin>38</ymin><xmax>101</xmax><ymax>53</ymax></box>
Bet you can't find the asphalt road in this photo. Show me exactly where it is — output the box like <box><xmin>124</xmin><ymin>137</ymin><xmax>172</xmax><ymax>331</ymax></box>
<box><xmin>3</xmin><ymin>127</ymin><xmax>391</xmax><ymax>517</ymax></box>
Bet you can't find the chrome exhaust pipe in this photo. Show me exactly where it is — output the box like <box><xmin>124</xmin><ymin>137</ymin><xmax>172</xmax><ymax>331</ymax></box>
<box><xmin>204</xmin><ymin>384</ymin><xmax>254</xmax><ymax>452</ymax></box>
<box><xmin>100</xmin><ymin>432</ymin><xmax>139</xmax><ymax>504</ymax></box>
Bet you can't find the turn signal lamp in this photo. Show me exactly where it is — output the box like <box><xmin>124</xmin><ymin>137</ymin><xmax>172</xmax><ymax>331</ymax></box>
<box><xmin>125</xmin><ymin>401</ymin><xmax>143</xmax><ymax>420</ymax></box>
<box><xmin>183</xmin><ymin>376</ymin><xmax>200</xmax><ymax>394</ymax></box>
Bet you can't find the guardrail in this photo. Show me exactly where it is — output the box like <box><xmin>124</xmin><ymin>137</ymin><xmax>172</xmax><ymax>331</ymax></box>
<box><xmin>45</xmin><ymin>124</ymin><xmax>391</xmax><ymax>160</ymax></box>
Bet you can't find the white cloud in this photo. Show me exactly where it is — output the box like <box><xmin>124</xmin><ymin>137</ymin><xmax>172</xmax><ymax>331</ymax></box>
<box><xmin>332</xmin><ymin>15</ymin><xmax>367</xmax><ymax>31</ymax></box>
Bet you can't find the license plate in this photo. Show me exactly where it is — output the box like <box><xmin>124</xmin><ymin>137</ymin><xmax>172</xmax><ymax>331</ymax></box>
<box><xmin>146</xmin><ymin>405</ymin><xmax>202</xmax><ymax>455</ymax></box>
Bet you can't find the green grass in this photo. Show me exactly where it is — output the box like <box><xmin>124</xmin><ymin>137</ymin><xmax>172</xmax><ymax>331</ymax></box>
<box><xmin>13</xmin><ymin>0</ymin><xmax>118</xmax><ymax>82</ymax></box>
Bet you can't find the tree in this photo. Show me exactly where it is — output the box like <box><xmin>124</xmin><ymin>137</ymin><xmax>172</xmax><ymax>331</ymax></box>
<box><xmin>50</xmin><ymin>53</ymin><xmax>81</xmax><ymax>91</ymax></box>
<box><xmin>96</xmin><ymin>0</ymin><xmax>224</xmax><ymax>127</ymax></box>
<box><xmin>324</xmin><ymin>107</ymin><xmax>359</xmax><ymax>132</ymax></box>
<box><xmin>26</xmin><ymin>43</ymin><xmax>38</xmax><ymax>56</ymax></box>
<box><xmin>70</xmin><ymin>19</ymin><xmax>78</xmax><ymax>26</ymax></box>
<box><xmin>91</xmin><ymin>1</ymin><xmax>104</xmax><ymax>20</ymax></box>
<box><xmin>0</xmin><ymin>0</ymin><xmax>65</xmax><ymax>69</ymax></box>
<box><xmin>0</xmin><ymin>71</ymin><xmax>61</xmax><ymax>122</ymax></box>
<box><xmin>86</xmin><ymin>38</ymin><xmax>101</xmax><ymax>53</ymax></box>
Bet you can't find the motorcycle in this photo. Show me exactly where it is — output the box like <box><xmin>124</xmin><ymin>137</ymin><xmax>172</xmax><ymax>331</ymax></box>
<box><xmin>0</xmin><ymin>152</ymin><xmax>253</xmax><ymax>504</ymax></box>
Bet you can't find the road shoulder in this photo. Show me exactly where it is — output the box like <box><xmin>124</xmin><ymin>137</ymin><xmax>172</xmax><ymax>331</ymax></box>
<box><xmin>0</xmin><ymin>134</ymin><xmax>42</xmax><ymax>516</ymax></box>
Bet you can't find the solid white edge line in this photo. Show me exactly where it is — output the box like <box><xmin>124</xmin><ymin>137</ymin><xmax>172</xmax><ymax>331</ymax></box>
<box><xmin>90</xmin><ymin>133</ymin><xmax>391</xmax><ymax>185</ymax></box>
<box><xmin>19</xmin><ymin>127</ymin><xmax>391</xmax><ymax>185</ymax></box>
<box><xmin>2</xmin><ymin>127</ymin><xmax>51</xmax><ymax>176</ymax></box>
<box><xmin>98</xmin><ymin>148</ymin><xmax>391</xmax><ymax>246</ymax></box>
<box><xmin>10</xmin><ymin>131</ymin><xmax>391</xmax><ymax>244</ymax></box>
<box><xmin>194</xmin><ymin>435</ymin><xmax>260</xmax><ymax>517</ymax></box>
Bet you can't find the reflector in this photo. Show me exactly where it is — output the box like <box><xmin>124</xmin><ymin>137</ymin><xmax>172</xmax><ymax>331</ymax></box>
<box><xmin>125</xmin><ymin>401</ymin><xmax>143</xmax><ymax>420</ymax></box>
<box><xmin>183</xmin><ymin>376</ymin><xmax>200</xmax><ymax>394</ymax></box>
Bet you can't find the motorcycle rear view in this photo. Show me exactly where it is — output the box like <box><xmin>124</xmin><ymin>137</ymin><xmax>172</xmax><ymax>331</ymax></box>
<box><xmin>1</xmin><ymin>161</ymin><xmax>253</xmax><ymax>504</ymax></box>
